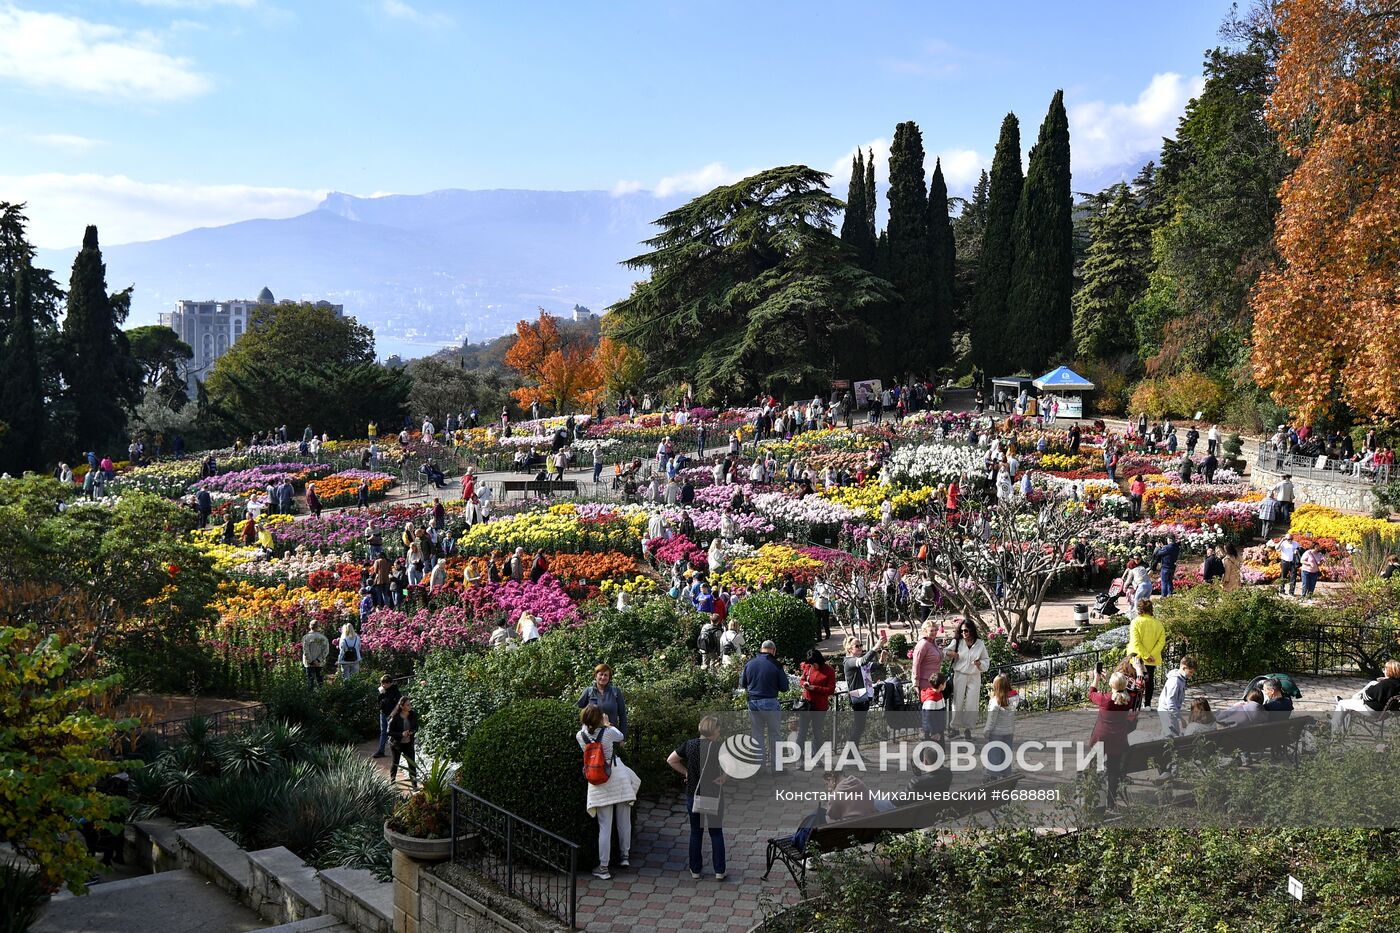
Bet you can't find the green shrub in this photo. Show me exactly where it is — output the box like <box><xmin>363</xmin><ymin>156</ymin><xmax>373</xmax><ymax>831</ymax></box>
<box><xmin>416</xmin><ymin>596</ymin><xmax>705</xmax><ymax>765</ymax></box>
<box><xmin>1128</xmin><ymin>378</ymin><xmax>1169</xmax><ymax>419</ymax></box>
<box><xmin>1221</xmin><ymin>432</ymin><xmax>1243</xmax><ymax>461</ymax></box>
<box><xmin>886</xmin><ymin>633</ymin><xmax>911</xmax><ymax>663</ymax></box>
<box><xmin>458</xmin><ymin>700</ymin><xmax>597</xmax><ymax>859</ymax></box>
<box><xmin>728</xmin><ymin>592</ymin><xmax>819</xmax><ymax>664</ymax></box>
<box><xmin>1156</xmin><ymin>588</ymin><xmax>1315</xmax><ymax>680</ymax></box>
<box><xmin>1162</xmin><ymin>370</ymin><xmax>1227</xmax><ymax>421</ymax></box>
<box><xmin>627</xmin><ymin>687</ymin><xmax>705</xmax><ymax>798</ymax></box>
<box><xmin>259</xmin><ymin>668</ymin><xmax>379</xmax><ymax>745</ymax></box>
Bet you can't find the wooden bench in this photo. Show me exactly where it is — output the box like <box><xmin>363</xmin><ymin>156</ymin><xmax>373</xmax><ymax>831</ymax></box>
<box><xmin>499</xmin><ymin>479</ymin><xmax>579</xmax><ymax>499</ymax></box>
<box><xmin>1119</xmin><ymin>714</ymin><xmax>1314</xmax><ymax>783</ymax></box>
<box><xmin>763</xmin><ymin>774</ymin><xmax>1021</xmax><ymax>893</ymax></box>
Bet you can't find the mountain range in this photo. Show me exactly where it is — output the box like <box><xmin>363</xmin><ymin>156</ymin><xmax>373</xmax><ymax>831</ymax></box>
<box><xmin>36</xmin><ymin>188</ymin><xmax>684</xmax><ymax>358</ymax></box>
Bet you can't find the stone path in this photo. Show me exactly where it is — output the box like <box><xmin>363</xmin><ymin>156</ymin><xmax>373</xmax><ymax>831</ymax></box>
<box><xmin>564</xmin><ymin>673</ymin><xmax>1369</xmax><ymax>932</ymax></box>
<box><xmin>34</xmin><ymin>869</ymin><xmax>264</xmax><ymax>933</ymax></box>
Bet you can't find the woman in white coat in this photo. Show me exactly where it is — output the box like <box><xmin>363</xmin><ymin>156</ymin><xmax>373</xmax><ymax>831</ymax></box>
<box><xmin>946</xmin><ymin>618</ymin><xmax>990</xmax><ymax>739</ymax></box>
<box><xmin>576</xmin><ymin>705</ymin><xmax>640</xmax><ymax>881</ymax></box>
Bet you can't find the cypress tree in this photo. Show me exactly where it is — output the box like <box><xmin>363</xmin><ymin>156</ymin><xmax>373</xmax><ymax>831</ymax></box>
<box><xmin>970</xmin><ymin>115</ymin><xmax>1023</xmax><ymax>374</ymax></box>
<box><xmin>885</xmin><ymin>121</ymin><xmax>937</xmax><ymax>376</ymax></box>
<box><xmin>927</xmin><ymin>159</ymin><xmax>957</xmax><ymax>369</ymax></box>
<box><xmin>864</xmin><ymin>148</ymin><xmax>877</xmax><ymax>247</ymax></box>
<box><xmin>0</xmin><ymin>262</ymin><xmax>46</xmax><ymax>474</ymax></box>
<box><xmin>1072</xmin><ymin>185</ymin><xmax>1151</xmax><ymax>360</ymax></box>
<box><xmin>63</xmin><ymin>226</ymin><xmax>139</xmax><ymax>455</ymax></box>
<box><xmin>840</xmin><ymin>151</ymin><xmax>867</xmax><ymax>250</ymax></box>
<box><xmin>1006</xmin><ymin>90</ymin><xmax>1074</xmax><ymax>373</ymax></box>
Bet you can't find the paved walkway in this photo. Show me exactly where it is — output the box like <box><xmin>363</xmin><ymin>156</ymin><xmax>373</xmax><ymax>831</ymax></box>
<box><xmin>35</xmin><ymin>869</ymin><xmax>264</xmax><ymax>933</ymax></box>
<box><xmin>568</xmin><ymin>672</ymin><xmax>1367</xmax><ymax>932</ymax></box>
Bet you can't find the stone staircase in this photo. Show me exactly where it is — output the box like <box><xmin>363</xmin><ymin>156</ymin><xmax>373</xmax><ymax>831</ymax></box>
<box><xmin>33</xmin><ymin>820</ymin><xmax>391</xmax><ymax>933</ymax></box>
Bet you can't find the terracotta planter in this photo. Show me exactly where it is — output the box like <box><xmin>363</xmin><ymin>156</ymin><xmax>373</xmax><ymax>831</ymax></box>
<box><xmin>382</xmin><ymin>821</ymin><xmax>460</xmax><ymax>861</ymax></box>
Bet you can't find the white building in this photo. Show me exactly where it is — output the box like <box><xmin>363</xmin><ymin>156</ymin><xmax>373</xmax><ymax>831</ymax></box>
<box><xmin>159</xmin><ymin>286</ymin><xmax>344</xmax><ymax>389</ymax></box>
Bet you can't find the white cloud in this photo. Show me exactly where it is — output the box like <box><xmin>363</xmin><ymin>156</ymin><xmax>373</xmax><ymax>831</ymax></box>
<box><xmin>0</xmin><ymin>5</ymin><xmax>210</xmax><ymax>100</ymax></box>
<box><xmin>0</xmin><ymin>173</ymin><xmax>326</xmax><ymax>247</ymax></box>
<box><xmin>611</xmin><ymin>163</ymin><xmax>756</xmax><ymax>199</ymax></box>
<box><xmin>380</xmin><ymin>0</ymin><xmax>452</xmax><ymax>26</ymax></box>
<box><xmin>1069</xmin><ymin>72</ymin><xmax>1204</xmax><ymax>173</ymax></box>
<box><xmin>22</xmin><ymin>132</ymin><xmax>107</xmax><ymax>152</ymax></box>
<box><xmin>933</xmin><ymin>148</ymin><xmax>985</xmax><ymax>191</ymax></box>
<box><xmin>829</xmin><ymin>138</ymin><xmax>891</xmax><ymax>190</ymax></box>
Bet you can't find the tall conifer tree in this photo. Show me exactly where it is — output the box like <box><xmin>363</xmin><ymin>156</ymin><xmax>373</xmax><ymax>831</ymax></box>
<box><xmin>885</xmin><ymin>121</ymin><xmax>938</xmax><ymax>375</ymax></box>
<box><xmin>0</xmin><ymin>263</ymin><xmax>46</xmax><ymax>474</ymax></box>
<box><xmin>840</xmin><ymin>151</ymin><xmax>867</xmax><ymax>250</ymax></box>
<box><xmin>63</xmin><ymin>226</ymin><xmax>139</xmax><ymax>455</ymax></box>
<box><xmin>864</xmin><ymin>148</ymin><xmax>877</xmax><ymax>248</ymax></box>
<box><xmin>1072</xmin><ymin>185</ymin><xmax>1151</xmax><ymax>360</ymax></box>
<box><xmin>970</xmin><ymin>115</ymin><xmax>1023</xmax><ymax>373</ymax></box>
<box><xmin>926</xmin><ymin>159</ymin><xmax>957</xmax><ymax>368</ymax></box>
<box><xmin>1006</xmin><ymin>90</ymin><xmax>1074</xmax><ymax>373</ymax></box>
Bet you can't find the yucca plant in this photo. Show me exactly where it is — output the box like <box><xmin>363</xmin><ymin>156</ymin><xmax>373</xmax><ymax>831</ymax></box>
<box><xmin>213</xmin><ymin>731</ymin><xmax>276</xmax><ymax>781</ymax></box>
<box><xmin>198</xmin><ymin>770</ymin><xmax>291</xmax><ymax>850</ymax></box>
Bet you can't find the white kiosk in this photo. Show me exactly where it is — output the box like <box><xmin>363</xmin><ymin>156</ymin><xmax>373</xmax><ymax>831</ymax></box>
<box><xmin>1032</xmin><ymin>366</ymin><xmax>1094</xmax><ymax>419</ymax></box>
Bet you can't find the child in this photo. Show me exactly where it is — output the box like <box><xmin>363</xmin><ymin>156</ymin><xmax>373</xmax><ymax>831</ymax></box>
<box><xmin>920</xmin><ymin>672</ymin><xmax>948</xmax><ymax>741</ymax></box>
<box><xmin>983</xmin><ymin>674</ymin><xmax>1017</xmax><ymax>779</ymax></box>
<box><xmin>358</xmin><ymin>588</ymin><xmax>374</xmax><ymax>629</ymax></box>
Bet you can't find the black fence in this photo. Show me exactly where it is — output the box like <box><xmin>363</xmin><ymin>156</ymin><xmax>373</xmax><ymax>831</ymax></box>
<box><xmin>138</xmin><ymin>703</ymin><xmax>265</xmax><ymax>744</ymax></box>
<box><xmin>449</xmin><ymin>785</ymin><xmax>580</xmax><ymax>929</ymax></box>
<box><xmin>1255</xmin><ymin>447</ymin><xmax>1392</xmax><ymax>486</ymax></box>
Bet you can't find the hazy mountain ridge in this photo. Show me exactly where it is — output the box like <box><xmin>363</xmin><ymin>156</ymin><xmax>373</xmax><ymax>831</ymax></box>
<box><xmin>35</xmin><ymin>188</ymin><xmax>682</xmax><ymax>353</ymax></box>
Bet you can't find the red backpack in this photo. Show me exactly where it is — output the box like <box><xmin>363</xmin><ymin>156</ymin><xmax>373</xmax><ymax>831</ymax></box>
<box><xmin>581</xmin><ymin>728</ymin><xmax>613</xmax><ymax>786</ymax></box>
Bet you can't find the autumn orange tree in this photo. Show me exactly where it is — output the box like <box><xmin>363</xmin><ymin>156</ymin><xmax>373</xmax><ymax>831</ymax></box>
<box><xmin>505</xmin><ymin>311</ymin><xmax>604</xmax><ymax>414</ymax></box>
<box><xmin>594</xmin><ymin>334</ymin><xmax>644</xmax><ymax>397</ymax></box>
<box><xmin>1251</xmin><ymin>0</ymin><xmax>1400</xmax><ymax>420</ymax></box>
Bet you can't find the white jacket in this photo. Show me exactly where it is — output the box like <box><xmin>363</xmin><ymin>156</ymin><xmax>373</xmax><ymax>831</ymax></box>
<box><xmin>949</xmin><ymin>637</ymin><xmax>989</xmax><ymax>676</ymax></box>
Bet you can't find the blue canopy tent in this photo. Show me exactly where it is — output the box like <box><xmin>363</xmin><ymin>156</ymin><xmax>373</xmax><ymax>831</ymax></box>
<box><xmin>1032</xmin><ymin>366</ymin><xmax>1094</xmax><ymax>418</ymax></box>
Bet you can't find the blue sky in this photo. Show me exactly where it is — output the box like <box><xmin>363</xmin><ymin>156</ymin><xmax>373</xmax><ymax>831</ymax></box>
<box><xmin>0</xmin><ymin>0</ymin><xmax>1230</xmax><ymax>247</ymax></box>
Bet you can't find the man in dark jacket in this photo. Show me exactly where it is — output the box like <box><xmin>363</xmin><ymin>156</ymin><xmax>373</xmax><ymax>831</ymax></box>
<box><xmin>195</xmin><ymin>489</ymin><xmax>212</xmax><ymax>527</ymax></box>
<box><xmin>373</xmin><ymin>675</ymin><xmax>401</xmax><ymax>758</ymax></box>
<box><xmin>740</xmin><ymin>640</ymin><xmax>790</xmax><ymax>774</ymax></box>
<box><xmin>1152</xmin><ymin>536</ymin><xmax>1181</xmax><ymax>597</ymax></box>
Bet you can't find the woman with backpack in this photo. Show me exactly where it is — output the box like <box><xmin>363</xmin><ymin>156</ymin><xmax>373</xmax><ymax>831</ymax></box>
<box><xmin>336</xmin><ymin>623</ymin><xmax>362</xmax><ymax>677</ymax></box>
<box><xmin>577</xmin><ymin>704</ymin><xmax>639</xmax><ymax>881</ymax></box>
<box><xmin>666</xmin><ymin>715</ymin><xmax>726</xmax><ymax>880</ymax></box>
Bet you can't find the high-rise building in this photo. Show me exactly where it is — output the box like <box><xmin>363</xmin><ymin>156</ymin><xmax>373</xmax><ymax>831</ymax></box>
<box><xmin>159</xmin><ymin>286</ymin><xmax>344</xmax><ymax>389</ymax></box>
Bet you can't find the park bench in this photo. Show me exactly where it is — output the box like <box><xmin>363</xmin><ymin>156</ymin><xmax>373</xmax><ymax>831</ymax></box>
<box><xmin>763</xmin><ymin>774</ymin><xmax>1021</xmax><ymax>893</ymax></box>
<box><xmin>1119</xmin><ymin>714</ymin><xmax>1314</xmax><ymax>784</ymax></box>
<box><xmin>500</xmin><ymin>479</ymin><xmax>579</xmax><ymax>499</ymax></box>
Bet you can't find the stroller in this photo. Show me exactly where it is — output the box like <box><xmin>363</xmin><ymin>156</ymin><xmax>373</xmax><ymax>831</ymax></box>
<box><xmin>1090</xmin><ymin>582</ymin><xmax>1124</xmax><ymax>621</ymax></box>
<box><xmin>1242</xmin><ymin>673</ymin><xmax>1303</xmax><ymax>700</ymax></box>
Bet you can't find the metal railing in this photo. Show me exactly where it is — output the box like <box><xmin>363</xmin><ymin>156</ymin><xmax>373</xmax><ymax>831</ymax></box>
<box><xmin>1256</xmin><ymin>448</ymin><xmax>1392</xmax><ymax>486</ymax></box>
<box><xmin>138</xmin><ymin>703</ymin><xmax>266</xmax><ymax>743</ymax></box>
<box><xmin>449</xmin><ymin>785</ymin><xmax>580</xmax><ymax>929</ymax></box>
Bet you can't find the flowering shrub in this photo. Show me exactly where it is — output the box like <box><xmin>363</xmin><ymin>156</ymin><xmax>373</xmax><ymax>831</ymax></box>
<box><xmin>1289</xmin><ymin>504</ymin><xmax>1400</xmax><ymax>546</ymax></box>
<box><xmin>713</xmin><ymin>543</ymin><xmax>824</xmax><ymax>589</ymax></box>
<box><xmin>314</xmin><ymin>470</ymin><xmax>395</xmax><ymax>506</ymax></box>
<box><xmin>647</xmin><ymin>535</ymin><xmax>708</xmax><ymax>570</ymax></box>
<box><xmin>193</xmin><ymin>463</ymin><xmax>332</xmax><ymax>496</ymax></box>
<box><xmin>882</xmin><ymin>443</ymin><xmax>983</xmax><ymax>487</ymax></box>
<box><xmin>817</xmin><ymin>481</ymin><xmax>933</xmax><ymax>521</ymax></box>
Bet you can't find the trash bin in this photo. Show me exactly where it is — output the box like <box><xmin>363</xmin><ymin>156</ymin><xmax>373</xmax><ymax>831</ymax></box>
<box><xmin>1073</xmin><ymin>604</ymin><xmax>1090</xmax><ymax>629</ymax></box>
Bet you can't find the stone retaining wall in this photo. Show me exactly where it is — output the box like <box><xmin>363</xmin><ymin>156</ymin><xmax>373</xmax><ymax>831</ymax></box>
<box><xmin>416</xmin><ymin>861</ymin><xmax>568</xmax><ymax>933</ymax></box>
<box><xmin>1251</xmin><ymin>463</ymin><xmax>1378</xmax><ymax>515</ymax></box>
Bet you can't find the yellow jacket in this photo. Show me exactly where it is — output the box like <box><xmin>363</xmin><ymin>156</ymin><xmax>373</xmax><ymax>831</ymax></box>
<box><xmin>1128</xmin><ymin>613</ymin><xmax>1165</xmax><ymax>667</ymax></box>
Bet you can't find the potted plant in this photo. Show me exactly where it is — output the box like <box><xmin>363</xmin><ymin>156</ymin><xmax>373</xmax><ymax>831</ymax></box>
<box><xmin>382</xmin><ymin>756</ymin><xmax>465</xmax><ymax>861</ymax></box>
<box><xmin>1222</xmin><ymin>432</ymin><xmax>1245</xmax><ymax>473</ymax></box>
